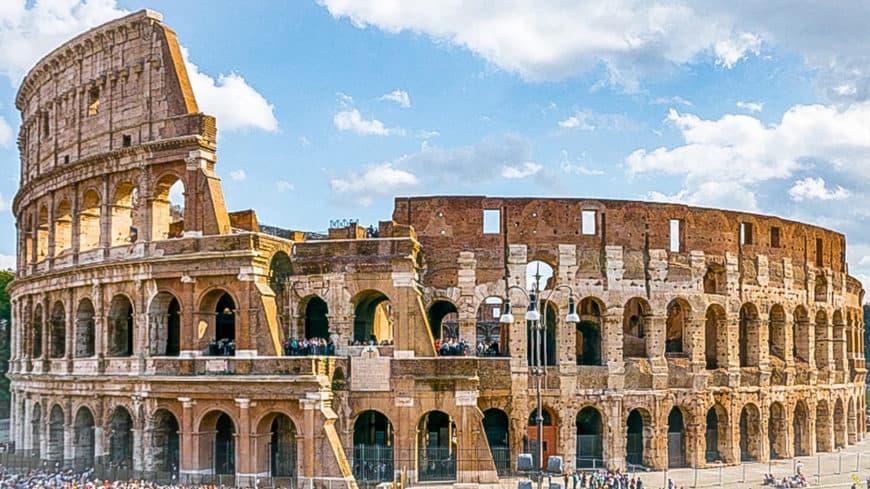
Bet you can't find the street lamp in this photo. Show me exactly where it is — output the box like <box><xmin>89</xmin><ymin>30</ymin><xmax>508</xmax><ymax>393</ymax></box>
<box><xmin>501</xmin><ymin>275</ymin><xmax>579</xmax><ymax>489</ymax></box>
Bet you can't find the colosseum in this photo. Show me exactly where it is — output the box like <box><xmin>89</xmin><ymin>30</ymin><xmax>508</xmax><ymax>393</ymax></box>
<box><xmin>4</xmin><ymin>8</ymin><xmax>867</xmax><ymax>488</ymax></box>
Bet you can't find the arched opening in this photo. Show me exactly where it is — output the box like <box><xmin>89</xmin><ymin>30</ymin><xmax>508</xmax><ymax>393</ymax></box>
<box><xmin>151</xmin><ymin>409</ymin><xmax>180</xmax><ymax>477</ymax></box>
<box><xmin>815</xmin><ymin>310</ymin><xmax>829</xmax><ymax>370</ymax></box>
<box><xmin>626</xmin><ymin>409</ymin><xmax>653</xmax><ymax>469</ymax></box>
<box><xmin>526</xmin><ymin>260</ymin><xmax>555</xmax><ymax>291</ymax></box>
<box><xmin>703</xmin><ymin>264</ymin><xmax>726</xmax><ymax>294</ymax></box>
<box><xmin>48</xmin><ymin>405</ymin><xmax>64</xmax><ymax>463</ymax></box>
<box><xmin>74</xmin><ymin>407</ymin><xmax>96</xmax><ymax>470</ymax></box>
<box><xmin>833</xmin><ymin>311</ymin><xmax>845</xmax><ymax>371</ymax></box>
<box><xmin>200</xmin><ymin>290</ymin><xmax>236</xmax><ymax>356</ymax></box>
<box><xmin>768</xmin><ymin>305</ymin><xmax>786</xmax><ymax>361</ymax></box>
<box><xmin>739</xmin><ymin>404</ymin><xmax>761</xmax><ymax>461</ymax></box>
<box><xmin>527</xmin><ymin>407</ymin><xmax>557</xmax><ymax>469</ymax></box>
<box><xmin>49</xmin><ymin>301</ymin><xmax>65</xmax><ymax>359</ymax></box>
<box><xmin>705</xmin><ymin>305</ymin><xmax>726</xmax><ymax>369</ymax></box>
<box><xmin>22</xmin><ymin>214</ymin><xmax>33</xmax><ymax>265</ymax></box>
<box><xmin>269</xmin><ymin>251</ymin><xmax>292</xmax><ymax>332</ymax></box>
<box><xmin>110</xmin><ymin>182</ymin><xmax>138</xmax><ymax>246</ymax></box>
<box><xmin>304</xmin><ymin>296</ymin><xmax>330</xmax><ymax>340</ymax></box>
<box><xmin>623</xmin><ymin>298</ymin><xmax>650</xmax><ymax>358</ymax></box>
<box><xmin>814</xmin><ymin>273</ymin><xmax>827</xmax><ymax>302</ymax></box>
<box><xmin>768</xmin><ymin>402</ymin><xmax>787</xmax><ymax>459</ymax></box>
<box><xmin>78</xmin><ymin>189</ymin><xmax>101</xmax><ymax>251</ymax></box>
<box><xmin>705</xmin><ymin>406</ymin><xmax>721</xmax><ymax>463</ymax></box>
<box><xmin>576</xmin><ymin>298</ymin><xmax>602</xmax><ymax>366</ymax></box>
<box><xmin>816</xmin><ymin>400</ymin><xmax>832</xmax><ymax>452</ymax></box>
<box><xmin>527</xmin><ymin>300</ymin><xmax>556</xmax><ymax>366</ymax></box>
<box><xmin>667</xmin><ymin>407</ymin><xmax>686</xmax><ymax>468</ymax></box>
<box><xmin>108</xmin><ymin>295</ymin><xmax>134</xmax><ymax>357</ymax></box>
<box><xmin>483</xmin><ymin>409</ymin><xmax>510</xmax><ymax>475</ymax></box>
<box><xmin>53</xmin><ymin>199</ymin><xmax>72</xmax><ymax>255</ymax></box>
<box><xmin>148</xmin><ymin>292</ymin><xmax>181</xmax><ymax>356</ymax></box>
<box><xmin>427</xmin><ymin>300</ymin><xmax>458</xmax><ymax>341</ymax></box>
<box><xmin>31</xmin><ymin>404</ymin><xmax>42</xmax><ymax>458</ymax></box>
<box><xmin>32</xmin><ymin>304</ymin><xmax>43</xmax><ymax>358</ymax></box>
<box><xmin>476</xmin><ymin>297</ymin><xmax>504</xmax><ymax>356</ymax></box>
<box><xmin>353</xmin><ymin>410</ymin><xmax>394</xmax><ymax>482</ymax></box>
<box><xmin>152</xmin><ymin>175</ymin><xmax>185</xmax><ymax>240</ymax></box>
<box><xmin>37</xmin><ymin>206</ymin><xmax>49</xmax><ymax>260</ymax></box>
<box><xmin>793</xmin><ymin>307</ymin><xmax>810</xmax><ymax>363</ymax></box>
<box><xmin>418</xmin><ymin>411</ymin><xmax>456</xmax><ymax>481</ymax></box>
<box><xmin>253</xmin><ymin>413</ymin><xmax>297</xmax><ymax>481</ymax></box>
<box><xmin>738</xmin><ymin>303</ymin><xmax>759</xmax><ymax>367</ymax></box>
<box><xmin>575</xmin><ymin>407</ymin><xmax>603</xmax><ymax>468</ymax></box>
<box><xmin>352</xmin><ymin>291</ymin><xmax>392</xmax><ymax>345</ymax></box>
<box><xmin>793</xmin><ymin>401</ymin><xmax>810</xmax><ymax>456</ymax></box>
<box><xmin>109</xmin><ymin>406</ymin><xmax>134</xmax><ymax>470</ymax></box>
<box><xmin>834</xmin><ymin>399</ymin><xmax>846</xmax><ymax>449</ymax></box>
<box><xmin>665</xmin><ymin>299</ymin><xmax>688</xmax><ymax>355</ymax></box>
<box><xmin>75</xmin><ymin>298</ymin><xmax>95</xmax><ymax>357</ymax></box>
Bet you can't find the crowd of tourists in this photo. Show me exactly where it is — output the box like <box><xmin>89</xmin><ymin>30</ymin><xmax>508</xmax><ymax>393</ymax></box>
<box><xmin>282</xmin><ymin>337</ymin><xmax>335</xmax><ymax>356</ymax></box>
<box><xmin>349</xmin><ymin>338</ymin><xmax>394</xmax><ymax>347</ymax></box>
<box><xmin>435</xmin><ymin>337</ymin><xmax>471</xmax><ymax>356</ymax></box>
<box><xmin>0</xmin><ymin>467</ymin><xmax>299</xmax><ymax>489</ymax></box>
<box><xmin>206</xmin><ymin>338</ymin><xmax>236</xmax><ymax>357</ymax></box>
<box><xmin>563</xmin><ymin>469</ymin><xmax>643</xmax><ymax>489</ymax></box>
<box><xmin>762</xmin><ymin>472</ymin><xmax>808</xmax><ymax>488</ymax></box>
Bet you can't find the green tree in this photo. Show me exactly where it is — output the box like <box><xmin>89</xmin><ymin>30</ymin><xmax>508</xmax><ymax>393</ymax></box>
<box><xmin>0</xmin><ymin>270</ymin><xmax>13</xmax><ymax>414</ymax></box>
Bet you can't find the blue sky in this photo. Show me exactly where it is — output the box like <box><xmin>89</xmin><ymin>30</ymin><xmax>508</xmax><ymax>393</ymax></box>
<box><xmin>1</xmin><ymin>1</ymin><xmax>870</xmax><ymax>291</ymax></box>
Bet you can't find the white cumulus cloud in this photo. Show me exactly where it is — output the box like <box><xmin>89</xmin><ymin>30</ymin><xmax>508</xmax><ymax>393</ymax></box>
<box><xmin>788</xmin><ymin>177</ymin><xmax>850</xmax><ymax>202</ymax></box>
<box><xmin>379</xmin><ymin>89</ymin><xmax>411</xmax><ymax>108</ymax></box>
<box><xmin>558</xmin><ymin>113</ymin><xmax>595</xmax><ymax>130</ymax></box>
<box><xmin>330</xmin><ymin>163</ymin><xmax>418</xmax><ymax>206</ymax></box>
<box><xmin>736</xmin><ymin>101</ymin><xmax>764</xmax><ymax>113</ymax></box>
<box><xmin>0</xmin><ymin>116</ymin><xmax>12</xmax><ymax>147</ymax></box>
<box><xmin>229</xmin><ymin>169</ymin><xmax>246</xmax><ymax>181</ymax></box>
<box><xmin>334</xmin><ymin>108</ymin><xmax>404</xmax><ymax>136</ymax></box>
<box><xmin>714</xmin><ymin>32</ymin><xmax>761</xmax><ymax>69</ymax></box>
<box><xmin>501</xmin><ymin>162</ymin><xmax>542</xmax><ymax>179</ymax></box>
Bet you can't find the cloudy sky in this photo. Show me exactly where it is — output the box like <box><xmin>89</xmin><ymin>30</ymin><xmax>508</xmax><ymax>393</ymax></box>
<box><xmin>0</xmin><ymin>1</ymin><xmax>869</xmax><ymax>291</ymax></box>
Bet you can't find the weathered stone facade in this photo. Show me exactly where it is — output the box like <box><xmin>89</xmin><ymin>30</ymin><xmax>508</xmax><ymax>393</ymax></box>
<box><xmin>6</xmin><ymin>9</ymin><xmax>867</xmax><ymax>488</ymax></box>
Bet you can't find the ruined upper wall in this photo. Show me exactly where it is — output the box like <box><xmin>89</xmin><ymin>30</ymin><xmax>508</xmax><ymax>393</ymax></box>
<box><xmin>393</xmin><ymin>196</ymin><xmax>852</xmax><ymax>290</ymax></box>
<box><xmin>14</xmin><ymin>9</ymin><xmax>208</xmax><ymax>189</ymax></box>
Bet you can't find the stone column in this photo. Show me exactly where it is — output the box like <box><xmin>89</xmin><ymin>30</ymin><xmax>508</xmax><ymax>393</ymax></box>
<box><xmin>603</xmin><ymin>310</ymin><xmax>625</xmax><ymax>390</ymax></box>
<box><xmin>604</xmin><ymin>397</ymin><xmax>625</xmax><ymax>471</ymax></box>
<box><xmin>178</xmin><ymin>397</ymin><xmax>197</xmax><ymax>482</ymax></box>
<box><xmin>299</xmin><ymin>398</ymin><xmax>318</xmax><ymax>487</ymax></box>
<box><xmin>235</xmin><ymin>398</ymin><xmax>253</xmax><ymax>486</ymax></box>
<box><xmin>646</xmin><ymin>315</ymin><xmax>668</xmax><ymax>389</ymax></box>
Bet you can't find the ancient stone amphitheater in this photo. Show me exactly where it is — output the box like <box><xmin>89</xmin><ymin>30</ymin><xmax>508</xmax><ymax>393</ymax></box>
<box><xmin>5</xmin><ymin>9</ymin><xmax>866</xmax><ymax>488</ymax></box>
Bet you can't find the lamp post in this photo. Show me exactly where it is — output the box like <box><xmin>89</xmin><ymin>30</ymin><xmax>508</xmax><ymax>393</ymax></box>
<box><xmin>501</xmin><ymin>272</ymin><xmax>580</xmax><ymax>489</ymax></box>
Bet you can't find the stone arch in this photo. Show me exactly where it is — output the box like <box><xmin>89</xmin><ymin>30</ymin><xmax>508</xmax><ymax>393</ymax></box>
<box><xmin>427</xmin><ymin>299</ymin><xmax>458</xmax><ymax>341</ymax></box>
<box><xmin>74</xmin><ymin>406</ymin><xmax>96</xmax><ymax>469</ymax></box>
<box><xmin>483</xmin><ymin>408</ymin><xmax>510</xmax><ymax>475</ymax></box>
<box><xmin>31</xmin><ymin>403</ymin><xmax>42</xmax><ymax>458</ymax></box>
<box><xmin>703</xmin><ymin>264</ymin><xmax>726</xmax><ymax>294</ymax></box>
<box><xmin>36</xmin><ymin>205</ymin><xmax>49</xmax><ymax>260</ymax></box>
<box><xmin>108</xmin><ymin>405</ymin><xmax>134</xmax><ymax>469</ymax></box>
<box><xmin>704</xmin><ymin>403</ymin><xmax>729</xmax><ymax>463</ymax></box>
<box><xmin>575</xmin><ymin>406</ymin><xmax>604</xmax><ymax>468</ymax></box>
<box><xmin>739</xmin><ymin>403</ymin><xmax>762</xmax><ymax>461</ymax></box>
<box><xmin>527</xmin><ymin>406</ymin><xmax>559</xmax><ymax>469</ymax></box>
<box><xmin>739</xmin><ymin>303</ymin><xmax>760</xmax><ymax>367</ymax></box>
<box><xmin>667</xmin><ymin>406</ymin><xmax>688</xmax><ymax>468</ymax></box>
<box><xmin>22</xmin><ymin>212</ymin><xmax>33</xmax><ymax>265</ymax></box>
<box><xmin>576</xmin><ymin>297</ymin><xmax>603</xmax><ymax>366</ymax></box>
<box><xmin>110</xmin><ymin>181</ymin><xmax>138</xmax><ymax>246</ymax></box>
<box><xmin>48</xmin><ymin>404</ymin><xmax>64</xmax><ymax>462</ymax></box>
<box><xmin>352</xmin><ymin>410</ymin><xmax>393</xmax><ymax>482</ymax></box>
<box><xmin>199</xmin><ymin>410</ymin><xmax>236</xmax><ymax>475</ymax></box>
<box><xmin>526</xmin><ymin>259</ymin><xmax>555</xmax><ymax>291</ymax></box>
<box><xmin>302</xmin><ymin>295</ymin><xmax>330</xmax><ymax>340</ymax></box>
<box><xmin>768</xmin><ymin>304</ymin><xmax>787</xmax><ymax>361</ymax></box>
<box><xmin>815</xmin><ymin>399</ymin><xmax>833</xmax><ymax>452</ymax></box>
<box><xmin>49</xmin><ymin>300</ymin><xmax>65</xmax><ymax>358</ymax></box>
<box><xmin>626</xmin><ymin>408</ymin><xmax>653</xmax><ymax>469</ymax></box>
<box><xmin>152</xmin><ymin>173</ymin><xmax>185</xmax><ymax>240</ymax></box>
<box><xmin>623</xmin><ymin>297</ymin><xmax>650</xmax><ymax>358</ymax></box>
<box><xmin>352</xmin><ymin>290</ymin><xmax>392</xmax><ymax>344</ymax></box>
<box><xmin>834</xmin><ymin>398</ymin><xmax>846</xmax><ymax>448</ymax></box>
<box><xmin>814</xmin><ymin>273</ymin><xmax>827</xmax><ymax>302</ymax></box>
<box><xmin>705</xmin><ymin>304</ymin><xmax>727</xmax><ymax>369</ymax></box>
<box><xmin>108</xmin><ymin>294</ymin><xmax>134</xmax><ymax>357</ymax></box>
<box><xmin>148</xmin><ymin>292</ymin><xmax>181</xmax><ymax>356</ymax></box>
<box><xmin>268</xmin><ymin>251</ymin><xmax>293</xmax><ymax>293</ymax></box>
<box><xmin>150</xmin><ymin>409</ymin><xmax>180</xmax><ymax>475</ymax></box>
<box><xmin>75</xmin><ymin>298</ymin><xmax>96</xmax><ymax>357</ymax></box>
<box><xmin>768</xmin><ymin>401</ymin><xmax>788</xmax><ymax>459</ymax></box>
<box><xmin>476</xmin><ymin>297</ymin><xmax>504</xmax><ymax>355</ymax></box>
<box><xmin>200</xmin><ymin>289</ymin><xmax>237</xmax><ymax>354</ymax></box>
<box><xmin>815</xmin><ymin>310</ymin><xmax>830</xmax><ymax>370</ymax></box>
<box><xmin>32</xmin><ymin>303</ymin><xmax>43</xmax><ymax>358</ymax></box>
<box><xmin>53</xmin><ymin>198</ymin><xmax>72</xmax><ymax>255</ymax></box>
<box><xmin>793</xmin><ymin>306</ymin><xmax>810</xmax><ymax>363</ymax></box>
<box><xmin>665</xmin><ymin>299</ymin><xmax>689</xmax><ymax>355</ymax></box>
<box><xmin>418</xmin><ymin>410</ymin><xmax>456</xmax><ymax>481</ymax></box>
<box><xmin>79</xmin><ymin>188</ymin><xmax>101</xmax><ymax>251</ymax></box>
<box><xmin>256</xmin><ymin>412</ymin><xmax>298</xmax><ymax>480</ymax></box>
<box><xmin>527</xmin><ymin>300</ymin><xmax>557</xmax><ymax>366</ymax></box>
<box><xmin>793</xmin><ymin>400</ymin><xmax>811</xmax><ymax>456</ymax></box>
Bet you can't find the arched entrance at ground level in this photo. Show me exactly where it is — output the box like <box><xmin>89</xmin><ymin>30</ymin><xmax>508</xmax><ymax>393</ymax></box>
<box><xmin>427</xmin><ymin>300</ymin><xmax>458</xmax><ymax>340</ymax></box>
<box><xmin>74</xmin><ymin>407</ymin><xmax>96</xmax><ymax>470</ymax></box>
<box><xmin>148</xmin><ymin>293</ymin><xmax>181</xmax><ymax>356</ymax></box>
<box><xmin>353</xmin><ymin>291</ymin><xmax>392</xmax><ymax>344</ymax></box>
<box><xmin>834</xmin><ymin>399</ymin><xmax>846</xmax><ymax>449</ymax></box>
<box><xmin>109</xmin><ymin>407</ymin><xmax>134</xmax><ymax>469</ymax></box>
<box><xmin>253</xmin><ymin>413</ymin><xmax>297</xmax><ymax>481</ymax></box>
<box><xmin>199</xmin><ymin>411</ymin><xmax>235</xmax><ymax>475</ymax></box>
<box><xmin>816</xmin><ymin>400</ymin><xmax>833</xmax><ymax>452</ymax></box>
<box><xmin>151</xmin><ymin>410</ymin><xmax>180</xmax><ymax>476</ymax></box>
<box><xmin>705</xmin><ymin>404</ymin><xmax>728</xmax><ymax>463</ymax></box>
<box><xmin>352</xmin><ymin>410</ymin><xmax>393</xmax><ymax>483</ymax></box>
<box><xmin>667</xmin><ymin>407</ymin><xmax>687</xmax><ymax>468</ymax></box>
<box><xmin>48</xmin><ymin>405</ymin><xmax>64</xmax><ymax>463</ymax></box>
<box><xmin>108</xmin><ymin>295</ymin><xmax>134</xmax><ymax>357</ymax></box>
<box><xmin>483</xmin><ymin>409</ymin><xmax>510</xmax><ymax>475</ymax></box>
<box><xmin>576</xmin><ymin>298</ymin><xmax>603</xmax><ymax>365</ymax></box>
<box><xmin>304</xmin><ymin>296</ymin><xmax>330</xmax><ymax>340</ymax></box>
<box><xmin>739</xmin><ymin>404</ymin><xmax>762</xmax><ymax>461</ymax></box>
<box><xmin>75</xmin><ymin>298</ymin><xmax>96</xmax><ymax>358</ymax></box>
<box><xmin>31</xmin><ymin>404</ymin><xmax>42</xmax><ymax>459</ymax></box>
<box><xmin>418</xmin><ymin>411</ymin><xmax>456</xmax><ymax>482</ymax></box>
<box><xmin>794</xmin><ymin>401</ymin><xmax>811</xmax><ymax>456</ymax></box>
<box><xmin>575</xmin><ymin>407</ymin><xmax>603</xmax><ymax>468</ymax></box>
<box><xmin>626</xmin><ymin>409</ymin><xmax>653</xmax><ymax>469</ymax></box>
<box><xmin>527</xmin><ymin>408</ymin><xmax>557</xmax><ymax>470</ymax></box>
<box><xmin>769</xmin><ymin>402</ymin><xmax>788</xmax><ymax>459</ymax></box>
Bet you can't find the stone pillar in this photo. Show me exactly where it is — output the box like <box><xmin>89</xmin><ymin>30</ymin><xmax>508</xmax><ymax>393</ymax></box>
<box><xmin>180</xmin><ymin>279</ymin><xmax>198</xmax><ymax>356</ymax></box>
<box><xmin>647</xmin><ymin>315</ymin><xmax>668</xmax><ymax>389</ymax></box>
<box><xmin>604</xmin><ymin>397</ymin><xmax>625</xmax><ymax>471</ymax></box>
<box><xmin>235</xmin><ymin>398</ymin><xmax>253</xmax><ymax>486</ymax></box>
<box><xmin>64</xmin><ymin>399</ymin><xmax>74</xmax><ymax>467</ymax></box>
<box><xmin>178</xmin><ymin>397</ymin><xmax>197</xmax><ymax>482</ymax></box>
<box><xmin>299</xmin><ymin>398</ymin><xmax>318</xmax><ymax>487</ymax></box>
<box><xmin>603</xmin><ymin>311</ymin><xmax>625</xmax><ymax>390</ymax></box>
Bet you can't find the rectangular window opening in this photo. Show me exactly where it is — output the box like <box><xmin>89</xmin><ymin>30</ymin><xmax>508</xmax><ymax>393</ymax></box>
<box><xmin>770</xmin><ymin>227</ymin><xmax>781</xmax><ymax>248</ymax></box>
<box><xmin>816</xmin><ymin>238</ymin><xmax>823</xmax><ymax>266</ymax></box>
<box><xmin>669</xmin><ymin>219</ymin><xmax>681</xmax><ymax>252</ymax></box>
<box><xmin>88</xmin><ymin>87</ymin><xmax>100</xmax><ymax>116</ymax></box>
<box><xmin>740</xmin><ymin>222</ymin><xmax>754</xmax><ymax>245</ymax></box>
<box><xmin>122</xmin><ymin>134</ymin><xmax>132</xmax><ymax>147</ymax></box>
<box><xmin>483</xmin><ymin>209</ymin><xmax>500</xmax><ymax>234</ymax></box>
<box><xmin>41</xmin><ymin>113</ymin><xmax>49</xmax><ymax>137</ymax></box>
<box><xmin>581</xmin><ymin>210</ymin><xmax>596</xmax><ymax>235</ymax></box>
